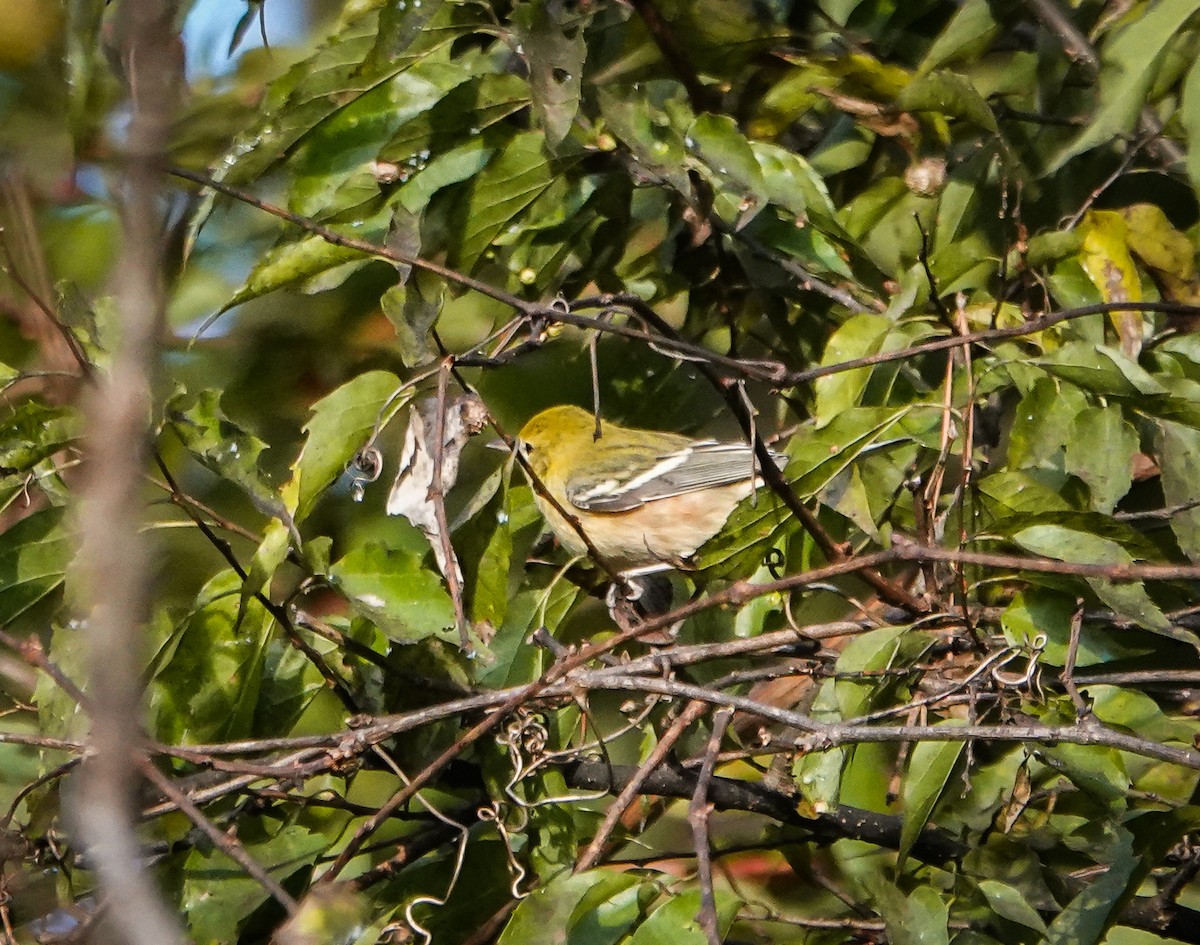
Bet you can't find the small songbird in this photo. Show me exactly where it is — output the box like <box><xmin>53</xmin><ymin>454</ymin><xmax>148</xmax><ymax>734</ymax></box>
<box><xmin>515</xmin><ymin>404</ymin><xmax>786</xmax><ymax>573</ymax></box>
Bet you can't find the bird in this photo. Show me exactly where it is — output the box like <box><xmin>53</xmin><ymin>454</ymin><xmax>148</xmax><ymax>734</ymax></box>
<box><xmin>515</xmin><ymin>404</ymin><xmax>786</xmax><ymax>574</ymax></box>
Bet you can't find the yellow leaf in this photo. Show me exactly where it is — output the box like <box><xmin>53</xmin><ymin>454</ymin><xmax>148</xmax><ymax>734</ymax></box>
<box><xmin>1080</xmin><ymin>210</ymin><xmax>1144</xmax><ymax>358</ymax></box>
<box><xmin>1121</xmin><ymin>203</ymin><xmax>1197</xmax><ymax>281</ymax></box>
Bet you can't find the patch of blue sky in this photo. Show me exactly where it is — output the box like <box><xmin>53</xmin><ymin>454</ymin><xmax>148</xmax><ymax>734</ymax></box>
<box><xmin>182</xmin><ymin>0</ymin><xmax>309</xmax><ymax>80</ymax></box>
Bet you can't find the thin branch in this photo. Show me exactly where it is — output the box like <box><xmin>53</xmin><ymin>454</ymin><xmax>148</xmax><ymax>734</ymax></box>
<box><xmin>1062</xmin><ymin>598</ymin><xmax>1091</xmax><ymax>720</ymax></box>
<box><xmin>139</xmin><ymin>759</ymin><xmax>298</xmax><ymax>914</ymax></box>
<box><xmin>153</xmin><ymin>451</ymin><xmax>364</xmax><ymax>714</ymax></box>
<box><xmin>690</xmin><ymin>707</ymin><xmax>733</xmax><ymax>945</ymax></box>
<box><xmin>576</xmin><ymin>700</ymin><xmax>708</xmax><ymax>872</ymax></box>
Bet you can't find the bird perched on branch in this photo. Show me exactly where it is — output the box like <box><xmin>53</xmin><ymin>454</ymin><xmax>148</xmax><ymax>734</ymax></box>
<box><xmin>516</xmin><ymin>404</ymin><xmax>786</xmax><ymax>574</ymax></box>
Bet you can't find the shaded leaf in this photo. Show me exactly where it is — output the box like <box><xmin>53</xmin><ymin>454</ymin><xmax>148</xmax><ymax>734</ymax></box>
<box><xmin>380</xmin><ymin>269</ymin><xmax>444</xmax><ymax>367</ymax></box>
<box><xmin>0</xmin><ymin>402</ymin><xmax>80</xmax><ymax>476</ymax></box>
<box><xmin>513</xmin><ymin>1</ymin><xmax>587</xmax><ymax>147</ymax></box>
<box><xmin>626</xmin><ymin>889</ymin><xmax>741</xmax><ymax>945</ymax></box>
<box><xmin>0</xmin><ymin>507</ymin><xmax>68</xmax><ymax>624</ymax></box>
<box><xmin>977</xmin><ymin>879</ymin><xmax>1046</xmax><ymax>933</ymax></box>
<box><xmin>1050</xmin><ymin>0</ymin><xmax>1200</xmax><ymax>169</ymax></box>
<box><xmin>898</xmin><ymin>70</ymin><xmax>998</xmax><ymax>133</ymax></box>
<box><xmin>1158</xmin><ymin>419</ymin><xmax>1200</xmax><ymax>562</ymax></box>
<box><xmin>167</xmin><ymin>388</ymin><xmax>282</xmax><ymax>516</ymax></box>
<box><xmin>180</xmin><ymin>823</ymin><xmax>329</xmax><ymax>944</ymax></box>
<box><xmin>151</xmin><ymin>570</ymin><xmax>275</xmax><ymax>744</ymax></box>
<box><xmin>1042</xmin><ymin>827</ymin><xmax>1136</xmax><ymax>945</ymax></box>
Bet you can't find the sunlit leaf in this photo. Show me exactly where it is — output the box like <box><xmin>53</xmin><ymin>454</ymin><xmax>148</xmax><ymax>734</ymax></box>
<box><xmin>1050</xmin><ymin>0</ymin><xmax>1200</xmax><ymax>170</ymax></box>
<box><xmin>289</xmin><ymin>370</ymin><xmax>405</xmax><ymax>522</ymax></box>
<box><xmin>626</xmin><ymin>889</ymin><xmax>741</xmax><ymax>945</ymax></box>
<box><xmin>899</xmin><ymin>721</ymin><xmax>966</xmax><ymax>863</ymax></box>
<box><xmin>1011</xmin><ymin>524</ymin><xmax>1176</xmax><ymax>637</ymax></box>
<box><xmin>453</xmin><ymin>130</ymin><xmax>557</xmax><ymax>272</ymax></box>
<box><xmin>328</xmin><ymin>540</ymin><xmax>456</xmax><ymax>644</ymax></box>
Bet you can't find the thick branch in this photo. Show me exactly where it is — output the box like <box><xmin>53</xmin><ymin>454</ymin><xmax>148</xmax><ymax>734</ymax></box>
<box><xmin>71</xmin><ymin>2</ymin><xmax>185</xmax><ymax>943</ymax></box>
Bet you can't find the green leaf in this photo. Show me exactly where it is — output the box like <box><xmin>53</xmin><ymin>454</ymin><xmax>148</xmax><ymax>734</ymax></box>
<box><xmin>151</xmin><ymin>570</ymin><xmax>276</xmax><ymax>744</ymax></box>
<box><xmin>289</xmin><ymin>52</ymin><xmax>475</xmax><ymax>217</ymax></box>
<box><xmin>289</xmin><ymin>370</ymin><xmax>405</xmax><ymax>522</ymax></box>
<box><xmin>813</xmin><ymin>314</ymin><xmax>892</xmax><ymax>422</ymax></box>
<box><xmin>219</xmin><ymin>4</ymin><xmax>479</xmax><ymax>187</ymax></box>
<box><xmin>1050</xmin><ymin>0</ymin><xmax>1200</xmax><ymax>170</ymax></box>
<box><xmin>393</xmin><ymin>137</ymin><xmax>500</xmax><ymax>215</ymax></box>
<box><xmin>1011</xmin><ymin>524</ymin><xmax>1176</xmax><ymax>637</ymax></box>
<box><xmin>1184</xmin><ymin>54</ymin><xmax>1200</xmax><ymax>200</ymax></box>
<box><xmin>1005</xmin><ymin>375</ymin><xmax>1087</xmax><ymax>477</ymax></box>
<box><xmin>241</xmin><ymin>517</ymin><xmax>292</xmax><ymax>615</ymax></box>
<box><xmin>1158</xmin><ymin>419</ymin><xmax>1200</xmax><ymax>561</ymax></box>
<box><xmin>1042</xmin><ymin>827</ymin><xmax>1136</xmax><ymax>945</ymax></box>
<box><xmin>567</xmin><ymin>871</ymin><xmax>644</xmax><ymax>945</ymax></box>
<box><xmin>180</xmin><ymin>823</ymin><xmax>329</xmax><ymax>944</ymax></box>
<box><xmin>1063</xmin><ymin>405</ymin><xmax>1136</xmax><ymax>513</ymax></box>
<box><xmin>0</xmin><ymin>507</ymin><xmax>68</xmax><ymax>623</ymax></box>
<box><xmin>918</xmin><ymin>0</ymin><xmax>999</xmax><ymax>74</ymax></box>
<box><xmin>328</xmin><ymin>540</ymin><xmax>456</xmax><ymax>644</ymax></box>
<box><xmin>453</xmin><ymin>130</ymin><xmax>556</xmax><ymax>272</ymax></box>
<box><xmin>597</xmin><ymin>82</ymin><xmax>692</xmax><ymax>194</ymax></box>
<box><xmin>513</xmin><ymin>1</ymin><xmax>587</xmax><ymax>147</ymax></box>
<box><xmin>380</xmin><ymin>268</ymin><xmax>444</xmax><ymax>367</ymax></box>
<box><xmin>626</xmin><ymin>889</ymin><xmax>741</xmax><ymax>945</ymax></box>
<box><xmin>1087</xmin><ymin>685</ymin><xmax>1198</xmax><ymax>744</ymax></box>
<box><xmin>0</xmin><ymin>402</ymin><xmax>80</xmax><ymax>476</ymax></box>
<box><xmin>750</xmin><ymin>141</ymin><xmax>838</xmax><ymax>224</ymax></box>
<box><xmin>223</xmin><ymin>210</ymin><xmax>391</xmax><ymax>311</ymax></box>
<box><xmin>899</xmin><ymin>721</ymin><xmax>966</xmax><ymax>863</ymax></box>
<box><xmin>898</xmin><ymin>70</ymin><xmax>998</xmax><ymax>133</ymax></box>
<box><xmin>167</xmin><ymin>388</ymin><xmax>282</xmax><ymax>515</ymax></box>
<box><xmin>686</xmin><ymin>112</ymin><xmax>766</xmax><ymax>197</ymax></box>
<box><xmin>875</xmin><ymin>882</ymin><xmax>951</xmax><ymax>945</ymax></box>
<box><xmin>497</xmin><ymin>871</ymin><xmax>602</xmax><ymax>945</ymax></box>
<box><xmin>1001</xmin><ymin>589</ymin><xmax>1149</xmax><ymax>666</ymax></box>
<box><xmin>977</xmin><ymin>879</ymin><xmax>1046</xmax><ymax>933</ymax></box>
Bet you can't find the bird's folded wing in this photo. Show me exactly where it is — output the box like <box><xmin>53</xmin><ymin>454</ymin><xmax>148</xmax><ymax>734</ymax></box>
<box><xmin>567</xmin><ymin>442</ymin><xmax>785</xmax><ymax>512</ymax></box>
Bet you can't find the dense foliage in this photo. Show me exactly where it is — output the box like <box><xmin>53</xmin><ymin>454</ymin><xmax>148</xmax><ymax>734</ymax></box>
<box><xmin>5</xmin><ymin>0</ymin><xmax>1200</xmax><ymax>942</ymax></box>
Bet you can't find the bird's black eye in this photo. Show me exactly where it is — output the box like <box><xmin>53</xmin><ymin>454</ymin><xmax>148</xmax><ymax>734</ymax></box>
<box><xmin>518</xmin><ymin>440</ymin><xmax>534</xmax><ymax>455</ymax></box>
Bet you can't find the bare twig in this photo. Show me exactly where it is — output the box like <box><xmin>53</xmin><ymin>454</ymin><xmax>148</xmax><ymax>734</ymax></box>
<box><xmin>575</xmin><ymin>700</ymin><xmax>708</xmax><ymax>872</ymax></box>
<box><xmin>139</xmin><ymin>759</ymin><xmax>298</xmax><ymax>914</ymax></box>
<box><xmin>690</xmin><ymin>707</ymin><xmax>733</xmax><ymax>945</ymax></box>
<box><xmin>1062</xmin><ymin>598</ymin><xmax>1091</xmax><ymax>720</ymax></box>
